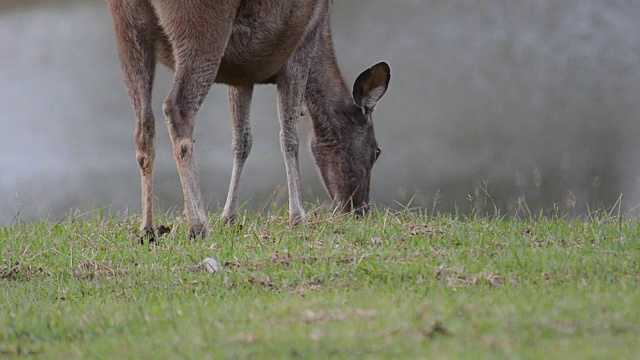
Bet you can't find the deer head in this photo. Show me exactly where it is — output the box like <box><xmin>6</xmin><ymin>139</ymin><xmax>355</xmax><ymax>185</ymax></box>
<box><xmin>311</xmin><ymin>62</ymin><xmax>391</xmax><ymax>214</ymax></box>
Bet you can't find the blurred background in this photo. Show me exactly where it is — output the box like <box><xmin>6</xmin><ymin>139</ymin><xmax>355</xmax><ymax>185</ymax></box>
<box><xmin>2</xmin><ymin>0</ymin><xmax>640</xmax><ymax>223</ymax></box>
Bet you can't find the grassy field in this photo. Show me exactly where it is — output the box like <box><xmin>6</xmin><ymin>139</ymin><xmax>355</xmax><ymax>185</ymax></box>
<box><xmin>1</xmin><ymin>207</ymin><xmax>639</xmax><ymax>359</ymax></box>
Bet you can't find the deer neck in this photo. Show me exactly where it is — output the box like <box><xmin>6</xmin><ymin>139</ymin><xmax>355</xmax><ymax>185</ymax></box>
<box><xmin>304</xmin><ymin>35</ymin><xmax>354</xmax><ymax>146</ymax></box>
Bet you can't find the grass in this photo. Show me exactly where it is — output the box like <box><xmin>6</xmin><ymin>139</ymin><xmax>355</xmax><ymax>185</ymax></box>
<box><xmin>1</xmin><ymin>206</ymin><xmax>639</xmax><ymax>359</ymax></box>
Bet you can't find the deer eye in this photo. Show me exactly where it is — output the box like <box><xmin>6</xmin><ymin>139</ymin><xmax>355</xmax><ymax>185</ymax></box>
<box><xmin>375</xmin><ymin>147</ymin><xmax>381</xmax><ymax>160</ymax></box>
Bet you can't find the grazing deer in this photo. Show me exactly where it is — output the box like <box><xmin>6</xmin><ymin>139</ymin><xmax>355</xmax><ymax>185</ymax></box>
<box><xmin>107</xmin><ymin>0</ymin><xmax>391</xmax><ymax>239</ymax></box>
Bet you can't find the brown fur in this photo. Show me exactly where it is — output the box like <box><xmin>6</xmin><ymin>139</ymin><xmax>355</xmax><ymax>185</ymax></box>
<box><xmin>107</xmin><ymin>0</ymin><xmax>391</xmax><ymax>239</ymax></box>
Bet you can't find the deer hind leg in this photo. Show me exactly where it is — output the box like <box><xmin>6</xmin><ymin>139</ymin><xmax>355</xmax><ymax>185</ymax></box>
<box><xmin>222</xmin><ymin>85</ymin><xmax>254</xmax><ymax>224</ymax></box>
<box><xmin>108</xmin><ymin>1</ymin><xmax>158</xmax><ymax>242</ymax></box>
<box><xmin>156</xmin><ymin>2</ymin><xmax>239</xmax><ymax>238</ymax></box>
<box><xmin>277</xmin><ymin>35</ymin><xmax>318</xmax><ymax>226</ymax></box>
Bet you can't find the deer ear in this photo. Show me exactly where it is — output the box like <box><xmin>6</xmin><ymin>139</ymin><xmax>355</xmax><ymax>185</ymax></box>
<box><xmin>353</xmin><ymin>62</ymin><xmax>391</xmax><ymax>112</ymax></box>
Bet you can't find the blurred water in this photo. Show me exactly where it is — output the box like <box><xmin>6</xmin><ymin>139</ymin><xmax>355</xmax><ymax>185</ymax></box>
<box><xmin>2</xmin><ymin>0</ymin><xmax>640</xmax><ymax>223</ymax></box>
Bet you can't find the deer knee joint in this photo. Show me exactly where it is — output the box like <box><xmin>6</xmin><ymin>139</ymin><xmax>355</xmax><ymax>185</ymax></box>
<box><xmin>136</xmin><ymin>152</ymin><xmax>154</xmax><ymax>172</ymax></box>
<box><xmin>176</xmin><ymin>138</ymin><xmax>194</xmax><ymax>160</ymax></box>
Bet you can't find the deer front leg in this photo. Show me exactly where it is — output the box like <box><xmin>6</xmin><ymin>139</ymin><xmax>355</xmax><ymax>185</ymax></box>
<box><xmin>107</xmin><ymin>0</ymin><xmax>157</xmax><ymax>242</ymax></box>
<box><xmin>277</xmin><ymin>51</ymin><xmax>313</xmax><ymax>226</ymax></box>
<box><xmin>154</xmin><ymin>1</ymin><xmax>239</xmax><ymax>239</ymax></box>
<box><xmin>162</xmin><ymin>63</ymin><xmax>216</xmax><ymax>239</ymax></box>
<box><xmin>223</xmin><ymin>85</ymin><xmax>254</xmax><ymax>224</ymax></box>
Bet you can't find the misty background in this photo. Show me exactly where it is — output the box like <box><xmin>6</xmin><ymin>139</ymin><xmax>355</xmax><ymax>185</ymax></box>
<box><xmin>2</xmin><ymin>0</ymin><xmax>640</xmax><ymax>223</ymax></box>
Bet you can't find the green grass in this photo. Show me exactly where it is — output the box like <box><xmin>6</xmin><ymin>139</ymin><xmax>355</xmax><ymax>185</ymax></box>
<box><xmin>1</xmin><ymin>207</ymin><xmax>639</xmax><ymax>359</ymax></box>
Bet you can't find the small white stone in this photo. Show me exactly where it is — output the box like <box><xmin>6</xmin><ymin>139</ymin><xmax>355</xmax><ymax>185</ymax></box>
<box><xmin>202</xmin><ymin>258</ymin><xmax>222</xmax><ymax>274</ymax></box>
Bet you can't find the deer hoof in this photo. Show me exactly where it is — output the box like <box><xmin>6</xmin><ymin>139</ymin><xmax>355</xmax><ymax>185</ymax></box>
<box><xmin>221</xmin><ymin>212</ymin><xmax>237</xmax><ymax>225</ymax></box>
<box><xmin>189</xmin><ymin>223</ymin><xmax>210</xmax><ymax>239</ymax></box>
<box><xmin>288</xmin><ymin>212</ymin><xmax>307</xmax><ymax>227</ymax></box>
<box><xmin>138</xmin><ymin>225</ymin><xmax>172</xmax><ymax>245</ymax></box>
<box><xmin>138</xmin><ymin>226</ymin><xmax>156</xmax><ymax>245</ymax></box>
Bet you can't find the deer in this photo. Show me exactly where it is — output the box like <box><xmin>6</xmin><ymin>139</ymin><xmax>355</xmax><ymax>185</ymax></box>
<box><xmin>106</xmin><ymin>0</ymin><xmax>391</xmax><ymax>239</ymax></box>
